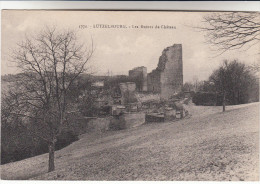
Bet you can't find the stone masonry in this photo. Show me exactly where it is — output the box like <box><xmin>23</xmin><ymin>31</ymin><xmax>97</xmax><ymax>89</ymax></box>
<box><xmin>128</xmin><ymin>44</ymin><xmax>183</xmax><ymax>99</ymax></box>
<box><xmin>129</xmin><ymin>66</ymin><xmax>148</xmax><ymax>92</ymax></box>
<box><xmin>147</xmin><ymin>44</ymin><xmax>183</xmax><ymax>99</ymax></box>
<box><xmin>119</xmin><ymin>82</ymin><xmax>137</xmax><ymax>105</ymax></box>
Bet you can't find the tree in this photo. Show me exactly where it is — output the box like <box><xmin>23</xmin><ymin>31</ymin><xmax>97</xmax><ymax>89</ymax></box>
<box><xmin>6</xmin><ymin>27</ymin><xmax>94</xmax><ymax>172</ymax></box>
<box><xmin>182</xmin><ymin>82</ymin><xmax>194</xmax><ymax>92</ymax></box>
<box><xmin>200</xmin><ymin>12</ymin><xmax>260</xmax><ymax>53</ymax></box>
<box><xmin>210</xmin><ymin>64</ymin><xmax>228</xmax><ymax>111</ymax></box>
<box><xmin>209</xmin><ymin>60</ymin><xmax>257</xmax><ymax>112</ymax></box>
<box><xmin>192</xmin><ymin>75</ymin><xmax>205</xmax><ymax>92</ymax></box>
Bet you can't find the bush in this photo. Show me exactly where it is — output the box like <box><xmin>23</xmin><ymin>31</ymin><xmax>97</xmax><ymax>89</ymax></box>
<box><xmin>1</xmin><ymin>127</ymin><xmax>79</xmax><ymax>164</ymax></box>
<box><xmin>1</xmin><ymin>136</ymin><xmax>48</xmax><ymax>164</ymax></box>
<box><xmin>192</xmin><ymin>92</ymin><xmax>222</xmax><ymax>106</ymax></box>
<box><xmin>56</xmin><ymin>130</ymin><xmax>79</xmax><ymax>150</ymax></box>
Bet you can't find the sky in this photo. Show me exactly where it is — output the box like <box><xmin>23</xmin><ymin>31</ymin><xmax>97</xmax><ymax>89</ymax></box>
<box><xmin>1</xmin><ymin>10</ymin><xmax>259</xmax><ymax>82</ymax></box>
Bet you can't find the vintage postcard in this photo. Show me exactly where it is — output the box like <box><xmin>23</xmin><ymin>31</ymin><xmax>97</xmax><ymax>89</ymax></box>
<box><xmin>1</xmin><ymin>10</ymin><xmax>259</xmax><ymax>181</ymax></box>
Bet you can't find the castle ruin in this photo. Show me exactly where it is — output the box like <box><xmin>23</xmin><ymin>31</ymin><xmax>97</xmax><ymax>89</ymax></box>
<box><xmin>129</xmin><ymin>44</ymin><xmax>183</xmax><ymax>99</ymax></box>
<box><xmin>119</xmin><ymin>82</ymin><xmax>137</xmax><ymax>105</ymax></box>
<box><xmin>129</xmin><ymin>66</ymin><xmax>148</xmax><ymax>92</ymax></box>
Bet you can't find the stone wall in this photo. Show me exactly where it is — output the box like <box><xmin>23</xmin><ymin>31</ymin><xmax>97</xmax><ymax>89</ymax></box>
<box><xmin>87</xmin><ymin>118</ymin><xmax>111</xmax><ymax>132</ymax></box>
<box><xmin>110</xmin><ymin>113</ymin><xmax>146</xmax><ymax>130</ymax></box>
<box><xmin>119</xmin><ymin>82</ymin><xmax>137</xmax><ymax>105</ymax></box>
<box><xmin>145</xmin><ymin>113</ymin><xmax>164</xmax><ymax>123</ymax></box>
<box><xmin>147</xmin><ymin>44</ymin><xmax>183</xmax><ymax>99</ymax></box>
<box><xmin>147</xmin><ymin>69</ymin><xmax>161</xmax><ymax>93</ymax></box>
<box><xmin>122</xmin><ymin>112</ymin><xmax>146</xmax><ymax>129</ymax></box>
<box><xmin>129</xmin><ymin>66</ymin><xmax>148</xmax><ymax>91</ymax></box>
<box><xmin>76</xmin><ymin>117</ymin><xmax>111</xmax><ymax>134</ymax></box>
<box><xmin>77</xmin><ymin>113</ymin><xmax>145</xmax><ymax>133</ymax></box>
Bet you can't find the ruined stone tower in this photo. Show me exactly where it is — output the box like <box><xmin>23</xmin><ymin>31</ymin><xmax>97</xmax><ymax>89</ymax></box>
<box><xmin>147</xmin><ymin>44</ymin><xmax>183</xmax><ymax>99</ymax></box>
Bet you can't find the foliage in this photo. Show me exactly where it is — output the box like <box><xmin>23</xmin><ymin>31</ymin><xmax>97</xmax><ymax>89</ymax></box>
<box><xmin>1</xmin><ymin>114</ymin><xmax>78</xmax><ymax>164</ymax></box>
<box><xmin>78</xmin><ymin>90</ymin><xmax>99</xmax><ymax>117</ymax></box>
<box><xmin>182</xmin><ymin>82</ymin><xmax>194</xmax><ymax>92</ymax></box>
<box><xmin>209</xmin><ymin>60</ymin><xmax>258</xmax><ymax>105</ymax></box>
<box><xmin>192</xmin><ymin>92</ymin><xmax>223</xmax><ymax>106</ymax></box>
<box><xmin>191</xmin><ymin>60</ymin><xmax>258</xmax><ymax>107</ymax></box>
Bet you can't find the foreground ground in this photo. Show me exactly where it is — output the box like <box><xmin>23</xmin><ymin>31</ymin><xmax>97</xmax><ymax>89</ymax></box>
<box><xmin>1</xmin><ymin>103</ymin><xmax>259</xmax><ymax>180</ymax></box>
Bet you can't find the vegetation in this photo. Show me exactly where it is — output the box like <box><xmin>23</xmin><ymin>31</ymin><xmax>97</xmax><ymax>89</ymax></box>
<box><xmin>194</xmin><ymin>12</ymin><xmax>260</xmax><ymax>108</ymax></box>
<box><xmin>192</xmin><ymin>92</ymin><xmax>222</xmax><ymax>106</ymax></box>
<box><xmin>199</xmin><ymin>12</ymin><xmax>260</xmax><ymax>72</ymax></box>
<box><xmin>1</xmin><ymin>27</ymin><xmax>94</xmax><ymax>171</ymax></box>
<box><xmin>191</xmin><ymin>60</ymin><xmax>258</xmax><ymax>109</ymax></box>
<box><xmin>209</xmin><ymin>60</ymin><xmax>258</xmax><ymax>111</ymax></box>
<box><xmin>201</xmin><ymin>12</ymin><xmax>260</xmax><ymax>53</ymax></box>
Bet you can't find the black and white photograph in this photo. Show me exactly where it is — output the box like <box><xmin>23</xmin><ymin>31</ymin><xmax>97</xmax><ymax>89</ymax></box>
<box><xmin>1</xmin><ymin>10</ymin><xmax>259</xmax><ymax>181</ymax></box>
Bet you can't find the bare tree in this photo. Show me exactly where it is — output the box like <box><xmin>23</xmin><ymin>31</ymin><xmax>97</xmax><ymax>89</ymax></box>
<box><xmin>6</xmin><ymin>26</ymin><xmax>94</xmax><ymax>172</ymax></box>
<box><xmin>200</xmin><ymin>12</ymin><xmax>260</xmax><ymax>53</ymax></box>
<box><xmin>192</xmin><ymin>75</ymin><xmax>200</xmax><ymax>92</ymax></box>
<box><xmin>248</xmin><ymin>62</ymin><xmax>260</xmax><ymax>74</ymax></box>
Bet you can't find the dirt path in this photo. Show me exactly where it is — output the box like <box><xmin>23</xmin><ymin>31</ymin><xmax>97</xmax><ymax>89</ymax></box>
<box><xmin>1</xmin><ymin>103</ymin><xmax>259</xmax><ymax>180</ymax></box>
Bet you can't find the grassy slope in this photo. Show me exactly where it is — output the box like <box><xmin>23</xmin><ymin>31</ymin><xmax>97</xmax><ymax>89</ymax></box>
<box><xmin>1</xmin><ymin>103</ymin><xmax>259</xmax><ymax>181</ymax></box>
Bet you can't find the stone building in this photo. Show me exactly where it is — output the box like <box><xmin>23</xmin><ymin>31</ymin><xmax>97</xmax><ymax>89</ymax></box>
<box><xmin>147</xmin><ymin>44</ymin><xmax>183</xmax><ymax>99</ymax></box>
<box><xmin>119</xmin><ymin>82</ymin><xmax>137</xmax><ymax>105</ymax></box>
<box><xmin>128</xmin><ymin>66</ymin><xmax>148</xmax><ymax>91</ymax></box>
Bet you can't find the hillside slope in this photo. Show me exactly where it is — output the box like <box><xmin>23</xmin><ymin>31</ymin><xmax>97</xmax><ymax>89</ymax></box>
<box><xmin>1</xmin><ymin>103</ymin><xmax>259</xmax><ymax>180</ymax></box>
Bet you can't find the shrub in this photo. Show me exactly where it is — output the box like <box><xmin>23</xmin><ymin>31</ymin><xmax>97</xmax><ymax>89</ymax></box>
<box><xmin>192</xmin><ymin>92</ymin><xmax>222</xmax><ymax>106</ymax></box>
<box><xmin>55</xmin><ymin>130</ymin><xmax>79</xmax><ymax>150</ymax></box>
<box><xmin>1</xmin><ymin>127</ymin><xmax>79</xmax><ymax>165</ymax></box>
